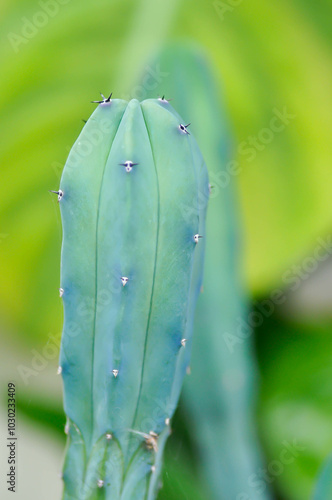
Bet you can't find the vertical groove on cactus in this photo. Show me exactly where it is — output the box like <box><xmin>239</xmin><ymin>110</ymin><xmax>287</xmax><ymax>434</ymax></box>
<box><xmin>90</xmin><ymin>108</ymin><xmax>127</xmax><ymax>450</ymax></box>
<box><xmin>128</xmin><ymin>110</ymin><xmax>160</xmax><ymax>448</ymax></box>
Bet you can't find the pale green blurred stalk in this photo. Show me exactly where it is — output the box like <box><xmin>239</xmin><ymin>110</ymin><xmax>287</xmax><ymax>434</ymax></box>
<box><xmin>138</xmin><ymin>42</ymin><xmax>272</xmax><ymax>500</ymax></box>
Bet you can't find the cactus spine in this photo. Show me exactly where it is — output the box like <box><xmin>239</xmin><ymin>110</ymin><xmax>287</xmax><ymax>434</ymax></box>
<box><xmin>57</xmin><ymin>97</ymin><xmax>208</xmax><ymax>499</ymax></box>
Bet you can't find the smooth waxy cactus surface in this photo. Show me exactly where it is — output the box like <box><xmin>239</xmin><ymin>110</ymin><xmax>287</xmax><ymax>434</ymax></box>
<box><xmin>57</xmin><ymin>97</ymin><xmax>208</xmax><ymax>499</ymax></box>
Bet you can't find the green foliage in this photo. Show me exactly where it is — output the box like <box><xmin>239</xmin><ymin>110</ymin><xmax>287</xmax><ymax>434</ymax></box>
<box><xmin>1</xmin><ymin>0</ymin><xmax>332</xmax><ymax>348</ymax></box>
<box><xmin>58</xmin><ymin>98</ymin><xmax>208</xmax><ymax>499</ymax></box>
<box><xmin>257</xmin><ymin>317</ymin><xmax>332</xmax><ymax>500</ymax></box>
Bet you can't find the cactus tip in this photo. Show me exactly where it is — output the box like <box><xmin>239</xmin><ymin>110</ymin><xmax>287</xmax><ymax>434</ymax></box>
<box><xmin>179</xmin><ymin>123</ymin><xmax>190</xmax><ymax>135</ymax></box>
<box><xmin>64</xmin><ymin>422</ymin><xmax>69</xmax><ymax>435</ymax></box>
<box><xmin>59</xmin><ymin>288</ymin><xmax>64</xmax><ymax>297</ymax></box>
<box><xmin>181</xmin><ymin>338</ymin><xmax>187</xmax><ymax>347</ymax></box>
<box><xmin>106</xmin><ymin>433</ymin><xmax>112</xmax><ymax>440</ymax></box>
<box><xmin>151</xmin><ymin>465</ymin><xmax>156</xmax><ymax>473</ymax></box>
<box><xmin>194</xmin><ymin>234</ymin><xmax>202</xmax><ymax>244</ymax></box>
<box><xmin>165</xmin><ymin>417</ymin><xmax>170</xmax><ymax>426</ymax></box>
<box><xmin>120</xmin><ymin>161</ymin><xmax>138</xmax><ymax>173</ymax></box>
<box><xmin>146</xmin><ymin>432</ymin><xmax>158</xmax><ymax>452</ymax></box>
<box><xmin>49</xmin><ymin>189</ymin><xmax>63</xmax><ymax>202</ymax></box>
<box><xmin>97</xmin><ymin>479</ymin><xmax>104</xmax><ymax>488</ymax></box>
<box><xmin>121</xmin><ymin>276</ymin><xmax>129</xmax><ymax>286</ymax></box>
<box><xmin>91</xmin><ymin>92</ymin><xmax>112</xmax><ymax>105</ymax></box>
<box><xmin>57</xmin><ymin>366</ymin><xmax>62</xmax><ymax>375</ymax></box>
<box><xmin>126</xmin><ymin>429</ymin><xmax>159</xmax><ymax>452</ymax></box>
<box><xmin>112</xmin><ymin>369</ymin><xmax>119</xmax><ymax>378</ymax></box>
<box><xmin>158</xmin><ymin>95</ymin><xmax>172</xmax><ymax>103</ymax></box>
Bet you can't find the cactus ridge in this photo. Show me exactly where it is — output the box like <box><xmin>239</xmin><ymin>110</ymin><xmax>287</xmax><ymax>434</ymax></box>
<box><xmin>58</xmin><ymin>97</ymin><xmax>208</xmax><ymax>499</ymax></box>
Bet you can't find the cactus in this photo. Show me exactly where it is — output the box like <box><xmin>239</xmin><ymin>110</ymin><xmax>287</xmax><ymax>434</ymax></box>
<box><xmin>139</xmin><ymin>43</ymin><xmax>272</xmax><ymax>500</ymax></box>
<box><xmin>56</xmin><ymin>96</ymin><xmax>209</xmax><ymax>499</ymax></box>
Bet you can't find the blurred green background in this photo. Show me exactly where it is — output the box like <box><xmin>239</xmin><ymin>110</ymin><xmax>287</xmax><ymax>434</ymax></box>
<box><xmin>1</xmin><ymin>0</ymin><xmax>332</xmax><ymax>498</ymax></box>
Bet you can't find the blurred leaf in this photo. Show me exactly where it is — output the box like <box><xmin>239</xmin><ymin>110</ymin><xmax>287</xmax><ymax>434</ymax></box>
<box><xmin>159</xmin><ymin>447</ymin><xmax>207</xmax><ymax>500</ymax></box>
<box><xmin>14</xmin><ymin>392</ymin><xmax>66</xmax><ymax>437</ymax></box>
<box><xmin>171</xmin><ymin>0</ymin><xmax>332</xmax><ymax>293</ymax></box>
<box><xmin>1</xmin><ymin>0</ymin><xmax>332</xmax><ymax>343</ymax></box>
<box><xmin>256</xmin><ymin>316</ymin><xmax>332</xmax><ymax>500</ymax></box>
<box><xmin>0</xmin><ymin>0</ymin><xmax>180</xmax><ymax>345</ymax></box>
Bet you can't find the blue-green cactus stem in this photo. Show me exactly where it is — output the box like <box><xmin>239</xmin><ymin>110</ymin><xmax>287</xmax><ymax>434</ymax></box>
<box><xmin>57</xmin><ymin>96</ymin><xmax>208</xmax><ymax>499</ymax></box>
